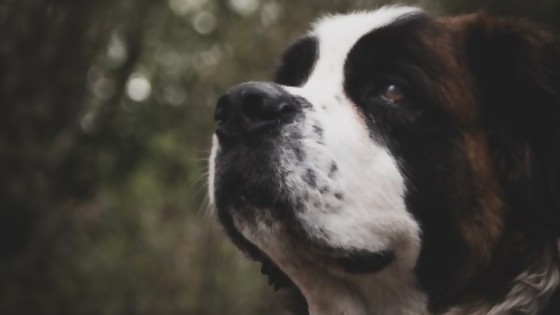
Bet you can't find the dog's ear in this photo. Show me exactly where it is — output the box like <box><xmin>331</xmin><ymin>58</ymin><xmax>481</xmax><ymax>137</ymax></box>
<box><xmin>464</xmin><ymin>14</ymin><xmax>560</xmax><ymax>239</ymax></box>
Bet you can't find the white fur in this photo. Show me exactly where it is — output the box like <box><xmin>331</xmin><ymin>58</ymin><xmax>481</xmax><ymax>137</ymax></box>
<box><xmin>233</xmin><ymin>209</ymin><xmax>428</xmax><ymax>315</ymax></box>
<box><xmin>250</xmin><ymin>7</ymin><xmax>425</xmax><ymax>315</ymax></box>
<box><xmin>207</xmin><ymin>135</ymin><xmax>219</xmax><ymax>209</ymax></box>
<box><xmin>286</xmin><ymin>4</ymin><xmax>424</xmax><ymax>265</ymax></box>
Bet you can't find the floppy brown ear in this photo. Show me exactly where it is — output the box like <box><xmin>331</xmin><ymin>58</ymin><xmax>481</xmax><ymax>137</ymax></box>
<box><xmin>464</xmin><ymin>14</ymin><xmax>560</xmax><ymax>240</ymax></box>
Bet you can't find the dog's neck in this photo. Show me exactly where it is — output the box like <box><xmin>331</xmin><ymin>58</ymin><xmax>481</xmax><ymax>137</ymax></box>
<box><xmin>283</xmin><ymin>243</ymin><xmax>560</xmax><ymax>315</ymax></box>
<box><xmin>282</xmin><ymin>261</ymin><xmax>429</xmax><ymax>315</ymax></box>
<box><xmin>302</xmin><ymin>276</ymin><xmax>428</xmax><ymax>315</ymax></box>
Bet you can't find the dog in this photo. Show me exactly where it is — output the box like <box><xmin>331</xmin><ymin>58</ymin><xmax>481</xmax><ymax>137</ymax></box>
<box><xmin>208</xmin><ymin>5</ymin><xmax>560</xmax><ymax>315</ymax></box>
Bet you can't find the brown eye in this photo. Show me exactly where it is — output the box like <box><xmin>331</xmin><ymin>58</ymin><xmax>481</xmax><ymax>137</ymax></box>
<box><xmin>381</xmin><ymin>84</ymin><xmax>406</xmax><ymax>103</ymax></box>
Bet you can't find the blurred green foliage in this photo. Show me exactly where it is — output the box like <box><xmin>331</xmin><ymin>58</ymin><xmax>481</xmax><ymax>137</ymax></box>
<box><xmin>0</xmin><ymin>0</ymin><xmax>559</xmax><ymax>314</ymax></box>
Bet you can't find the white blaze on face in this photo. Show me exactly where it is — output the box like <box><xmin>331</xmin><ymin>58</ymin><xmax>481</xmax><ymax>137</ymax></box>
<box><xmin>305</xmin><ymin>6</ymin><xmax>421</xmax><ymax>94</ymax></box>
<box><xmin>278</xmin><ymin>6</ymin><xmax>423</xmax><ymax>270</ymax></box>
<box><xmin>267</xmin><ymin>8</ymin><xmax>428</xmax><ymax>315</ymax></box>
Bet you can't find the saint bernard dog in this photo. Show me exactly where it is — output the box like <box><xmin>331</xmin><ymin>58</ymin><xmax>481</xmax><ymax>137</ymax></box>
<box><xmin>208</xmin><ymin>5</ymin><xmax>560</xmax><ymax>315</ymax></box>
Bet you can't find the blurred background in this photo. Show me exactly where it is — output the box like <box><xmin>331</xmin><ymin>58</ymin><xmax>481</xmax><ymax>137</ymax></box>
<box><xmin>1</xmin><ymin>0</ymin><xmax>559</xmax><ymax>314</ymax></box>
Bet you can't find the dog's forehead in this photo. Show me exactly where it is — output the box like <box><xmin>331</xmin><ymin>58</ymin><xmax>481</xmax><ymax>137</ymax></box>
<box><xmin>301</xmin><ymin>6</ymin><xmax>424</xmax><ymax>92</ymax></box>
<box><xmin>310</xmin><ymin>6</ymin><xmax>424</xmax><ymax>61</ymax></box>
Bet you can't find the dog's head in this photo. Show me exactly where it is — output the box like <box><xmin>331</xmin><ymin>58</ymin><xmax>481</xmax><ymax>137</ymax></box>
<box><xmin>209</xmin><ymin>6</ymin><xmax>560</xmax><ymax>315</ymax></box>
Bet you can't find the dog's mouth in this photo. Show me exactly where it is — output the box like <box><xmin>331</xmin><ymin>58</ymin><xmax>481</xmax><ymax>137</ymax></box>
<box><xmin>326</xmin><ymin>250</ymin><xmax>395</xmax><ymax>274</ymax></box>
<box><xmin>260</xmin><ymin>249</ymin><xmax>394</xmax><ymax>292</ymax></box>
<box><xmin>255</xmin><ymin>227</ymin><xmax>396</xmax><ymax>295</ymax></box>
<box><xmin>218</xmin><ymin>188</ymin><xmax>395</xmax><ymax>275</ymax></box>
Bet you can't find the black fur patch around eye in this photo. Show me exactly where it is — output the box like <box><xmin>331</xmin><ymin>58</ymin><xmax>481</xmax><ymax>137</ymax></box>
<box><xmin>342</xmin><ymin>14</ymin><xmax>475</xmax><ymax>310</ymax></box>
<box><xmin>274</xmin><ymin>36</ymin><xmax>318</xmax><ymax>87</ymax></box>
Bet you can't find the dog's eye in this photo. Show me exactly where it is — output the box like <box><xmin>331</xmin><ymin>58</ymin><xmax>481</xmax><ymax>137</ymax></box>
<box><xmin>381</xmin><ymin>84</ymin><xmax>406</xmax><ymax>103</ymax></box>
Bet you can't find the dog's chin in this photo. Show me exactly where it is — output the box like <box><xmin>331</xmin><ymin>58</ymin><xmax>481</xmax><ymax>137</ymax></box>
<box><xmin>223</xmin><ymin>194</ymin><xmax>395</xmax><ymax>277</ymax></box>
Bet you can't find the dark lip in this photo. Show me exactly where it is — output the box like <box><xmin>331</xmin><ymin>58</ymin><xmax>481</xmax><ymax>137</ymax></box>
<box><xmin>281</xmin><ymin>219</ymin><xmax>396</xmax><ymax>274</ymax></box>
<box><xmin>331</xmin><ymin>250</ymin><xmax>395</xmax><ymax>274</ymax></box>
<box><xmin>293</xmin><ymin>237</ymin><xmax>396</xmax><ymax>275</ymax></box>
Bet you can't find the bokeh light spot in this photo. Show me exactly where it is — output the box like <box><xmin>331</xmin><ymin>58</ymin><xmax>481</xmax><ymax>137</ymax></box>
<box><xmin>192</xmin><ymin>11</ymin><xmax>217</xmax><ymax>34</ymax></box>
<box><xmin>80</xmin><ymin>111</ymin><xmax>97</xmax><ymax>133</ymax></box>
<box><xmin>126</xmin><ymin>73</ymin><xmax>152</xmax><ymax>102</ymax></box>
<box><xmin>92</xmin><ymin>77</ymin><xmax>116</xmax><ymax>101</ymax></box>
<box><xmin>106</xmin><ymin>34</ymin><xmax>128</xmax><ymax>68</ymax></box>
<box><xmin>163</xmin><ymin>85</ymin><xmax>187</xmax><ymax>106</ymax></box>
<box><xmin>260</xmin><ymin>2</ymin><xmax>280</xmax><ymax>26</ymax></box>
<box><xmin>229</xmin><ymin>0</ymin><xmax>259</xmax><ymax>16</ymax></box>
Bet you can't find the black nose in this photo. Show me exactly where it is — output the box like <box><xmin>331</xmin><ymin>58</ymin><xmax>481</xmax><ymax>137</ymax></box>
<box><xmin>214</xmin><ymin>82</ymin><xmax>297</xmax><ymax>140</ymax></box>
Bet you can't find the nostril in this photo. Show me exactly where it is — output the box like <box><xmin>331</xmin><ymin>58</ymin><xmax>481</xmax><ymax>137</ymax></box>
<box><xmin>242</xmin><ymin>92</ymin><xmax>267</xmax><ymax>121</ymax></box>
<box><xmin>215</xmin><ymin>95</ymin><xmax>230</xmax><ymax>124</ymax></box>
<box><xmin>243</xmin><ymin>93</ymin><xmax>278</xmax><ymax>122</ymax></box>
<box><xmin>242</xmin><ymin>93</ymin><xmax>295</xmax><ymax>123</ymax></box>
